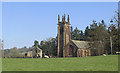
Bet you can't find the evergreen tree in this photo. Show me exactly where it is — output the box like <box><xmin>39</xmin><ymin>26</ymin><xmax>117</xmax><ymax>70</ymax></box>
<box><xmin>87</xmin><ymin>20</ymin><xmax>108</xmax><ymax>55</ymax></box>
<box><xmin>85</xmin><ymin>26</ymin><xmax>89</xmax><ymax>41</ymax></box>
<box><xmin>108</xmin><ymin>19</ymin><xmax>118</xmax><ymax>54</ymax></box>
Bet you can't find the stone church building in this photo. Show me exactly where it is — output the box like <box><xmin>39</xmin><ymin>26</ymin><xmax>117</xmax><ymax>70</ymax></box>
<box><xmin>57</xmin><ymin>14</ymin><xmax>91</xmax><ymax>57</ymax></box>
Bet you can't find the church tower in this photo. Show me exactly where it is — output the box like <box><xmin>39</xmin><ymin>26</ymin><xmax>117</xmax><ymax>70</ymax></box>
<box><xmin>57</xmin><ymin>14</ymin><xmax>71</xmax><ymax>57</ymax></box>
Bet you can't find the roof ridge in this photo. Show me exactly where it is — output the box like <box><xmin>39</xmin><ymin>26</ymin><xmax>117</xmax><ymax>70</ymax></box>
<box><xmin>71</xmin><ymin>40</ymin><xmax>88</xmax><ymax>42</ymax></box>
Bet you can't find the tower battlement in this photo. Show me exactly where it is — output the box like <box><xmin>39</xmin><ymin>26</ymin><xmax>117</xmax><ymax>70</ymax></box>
<box><xmin>58</xmin><ymin>14</ymin><xmax>70</xmax><ymax>24</ymax></box>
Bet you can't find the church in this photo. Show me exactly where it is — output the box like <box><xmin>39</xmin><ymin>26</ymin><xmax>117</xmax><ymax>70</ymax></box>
<box><xmin>57</xmin><ymin>14</ymin><xmax>91</xmax><ymax>57</ymax></box>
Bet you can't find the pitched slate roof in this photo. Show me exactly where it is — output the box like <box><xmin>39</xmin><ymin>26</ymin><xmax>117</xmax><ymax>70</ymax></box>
<box><xmin>71</xmin><ymin>40</ymin><xmax>90</xmax><ymax>49</ymax></box>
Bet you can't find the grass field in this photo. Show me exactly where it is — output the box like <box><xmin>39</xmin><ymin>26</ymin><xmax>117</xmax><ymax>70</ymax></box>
<box><xmin>2</xmin><ymin>55</ymin><xmax>118</xmax><ymax>71</ymax></box>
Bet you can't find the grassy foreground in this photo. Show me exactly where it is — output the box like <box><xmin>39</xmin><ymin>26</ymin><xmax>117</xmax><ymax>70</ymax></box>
<box><xmin>2</xmin><ymin>55</ymin><xmax>118</xmax><ymax>71</ymax></box>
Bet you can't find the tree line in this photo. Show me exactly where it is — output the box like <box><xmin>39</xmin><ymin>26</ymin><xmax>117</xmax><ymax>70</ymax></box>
<box><xmin>2</xmin><ymin>11</ymin><xmax>119</xmax><ymax>58</ymax></box>
<box><xmin>37</xmin><ymin>11</ymin><xmax>119</xmax><ymax>57</ymax></box>
<box><xmin>34</xmin><ymin>19</ymin><xmax>119</xmax><ymax>57</ymax></box>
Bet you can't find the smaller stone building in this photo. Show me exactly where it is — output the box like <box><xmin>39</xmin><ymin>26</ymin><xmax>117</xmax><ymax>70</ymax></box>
<box><xmin>25</xmin><ymin>46</ymin><xmax>42</xmax><ymax>58</ymax></box>
<box><xmin>63</xmin><ymin>40</ymin><xmax>91</xmax><ymax>57</ymax></box>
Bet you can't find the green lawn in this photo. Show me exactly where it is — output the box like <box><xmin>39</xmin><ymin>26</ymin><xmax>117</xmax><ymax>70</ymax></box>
<box><xmin>2</xmin><ymin>55</ymin><xmax>118</xmax><ymax>71</ymax></box>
